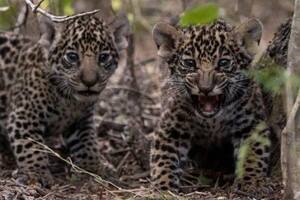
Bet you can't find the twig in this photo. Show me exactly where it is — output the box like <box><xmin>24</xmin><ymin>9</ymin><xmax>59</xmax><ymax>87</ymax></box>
<box><xmin>285</xmin><ymin>89</ymin><xmax>300</xmax><ymax>129</ymax></box>
<box><xmin>13</xmin><ymin>5</ymin><xmax>29</xmax><ymax>34</ymax></box>
<box><xmin>135</xmin><ymin>58</ymin><xmax>156</xmax><ymax>67</ymax></box>
<box><xmin>120</xmin><ymin>171</ymin><xmax>149</xmax><ymax>181</ymax></box>
<box><xmin>24</xmin><ymin>0</ymin><xmax>100</xmax><ymax>22</ymax></box>
<box><xmin>116</xmin><ymin>151</ymin><xmax>131</xmax><ymax>172</ymax></box>
<box><xmin>58</xmin><ymin>156</ymin><xmax>115</xmax><ymax>189</ymax></box>
<box><xmin>27</xmin><ymin>138</ymin><xmax>134</xmax><ymax>196</ymax></box>
<box><xmin>32</xmin><ymin>0</ymin><xmax>44</xmax><ymax>13</ymax></box>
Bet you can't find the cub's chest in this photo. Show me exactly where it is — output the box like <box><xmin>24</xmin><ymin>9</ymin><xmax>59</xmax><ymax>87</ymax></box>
<box><xmin>44</xmin><ymin>103</ymin><xmax>82</xmax><ymax>137</ymax></box>
<box><xmin>192</xmin><ymin>116</ymin><xmax>228</xmax><ymax>144</ymax></box>
<box><xmin>191</xmin><ymin>107</ymin><xmax>253</xmax><ymax>144</ymax></box>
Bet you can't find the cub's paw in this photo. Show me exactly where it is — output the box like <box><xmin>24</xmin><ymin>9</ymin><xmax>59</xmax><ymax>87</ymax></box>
<box><xmin>13</xmin><ymin>169</ymin><xmax>54</xmax><ymax>188</ymax></box>
<box><xmin>74</xmin><ymin>158</ymin><xmax>117</xmax><ymax>178</ymax></box>
<box><xmin>233</xmin><ymin>177</ymin><xmax>276</xmax><ymax>198</ymax></box>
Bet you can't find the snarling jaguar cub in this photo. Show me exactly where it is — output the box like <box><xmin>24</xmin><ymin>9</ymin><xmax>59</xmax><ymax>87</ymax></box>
<box><xmin>151</xmin><ymin>18</ymin><xmax>274</xmax><ymax>194</ymax></box>
<box><xmin>0</xmin><ymin>14</ymin><xmax>128</xmax><ymax>186</ymax></box>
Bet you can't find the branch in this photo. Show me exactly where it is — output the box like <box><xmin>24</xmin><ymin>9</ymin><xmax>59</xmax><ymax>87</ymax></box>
<box><xmin>135</xmin><ymin>57</ymin><xmax>156</xmax><ymax>67</ymax></box>
<box><xmin>13</xmin><ymin>5</ymin><xmax>29</xmax><ymax>34</ymax></box>
<box><xmin>24</xmin><ymin>0</ymin><xmax>100</xmax><ymax>22</ymax></box>
<box><xmin>284</xmin><ymin>89</ymin><xmax>300</xmax><ymax>133</ymax></box>
<box><xmin>281</xmin><ymin>0</ymin><xmax>300</xmax><ymax>198</ymax></box>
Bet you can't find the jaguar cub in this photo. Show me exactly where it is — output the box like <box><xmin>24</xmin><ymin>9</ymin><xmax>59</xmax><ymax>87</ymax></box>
<box><xmin>151</xmin><ymin>19</ymin><xmax>274</xmax><ymax>194</ymax></box>
<box><xmin>0</xmin><ymin>15</ymin><xmax>128</xmax><ymax>186</ymax></box>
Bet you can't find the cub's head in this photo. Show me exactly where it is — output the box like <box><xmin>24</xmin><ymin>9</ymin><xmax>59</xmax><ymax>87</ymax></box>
<box><xmin>153</xmin><ymin>19</ymin><xmax>262</xmax><ymax>117</ymax></box>
<box><xmin>40</xmin><ymin>14</ymin><xmax>129</xmax><ymax>102</ymax></box>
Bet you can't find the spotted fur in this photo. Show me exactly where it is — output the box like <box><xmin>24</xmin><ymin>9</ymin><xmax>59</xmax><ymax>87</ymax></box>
<box><xmin>267</xmin><ymin>18</ymin><xmax>291</xmax><ymax>66</ymax></box>
<box><xmin>0</xmin><ymin>15</ymin><xmax>128</xmax><ymax>186</ymax></box>
<box><xmin>150</xmin><ymin>19</ymin><xmax>274</xmax><ymax>194</ymax></box>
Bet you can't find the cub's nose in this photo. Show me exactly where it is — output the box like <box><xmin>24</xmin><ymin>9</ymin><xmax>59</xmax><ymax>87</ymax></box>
<box><xmin>198</xmin><ymin>70</ymin><xmax>216</xmax><ymax>95</ymax></box>
<box><xmin>199</xmin><ymin>85</ymin><xmax>213</xmax><ymax>95</ymax></box>
<box><xmin>80</xmin><ymin>71</ymin><xmax>99</xmax><ymax>87</ymax></box>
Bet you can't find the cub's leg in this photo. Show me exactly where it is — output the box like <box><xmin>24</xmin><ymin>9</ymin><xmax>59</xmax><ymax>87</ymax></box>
<box><xmin>7</xmin><ymin>101</ymin><xmax>53</xmax><ymax>186</ymax></box>
<box><xmin>150</xmin><ymin>111</ymin><xmax>192</xmax><ymax>192</ymax></box>
<box><xmin>63</xmin><ymin>107</ymin><xmax>114</xmax><ymax>176</ymax></box>
<box><xmin>234</xmin><ymin>121</ymin><xmax>272</xmax><ymax>194</ymax></box>
<box><xmin>6</xmin><ymin>72</ymin><xmax>54</xmax><ymax>187</ymax></box>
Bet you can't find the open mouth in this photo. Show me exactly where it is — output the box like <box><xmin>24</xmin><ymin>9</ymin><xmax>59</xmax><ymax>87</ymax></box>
<box><xmin>77</xmin><ymin>90</ymin><xmax>100</xmax><ymax>97</ymax></box>
<box><xmin>192</xmin><ymin>94</ymin><xmax>223</xmax><ymax>117</ymax></box>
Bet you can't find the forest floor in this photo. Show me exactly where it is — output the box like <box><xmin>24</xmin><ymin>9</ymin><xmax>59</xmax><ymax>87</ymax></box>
<box><xmin>0</xmin><ymin>31</ymin><xmax>283</xmax><ymax>200</ymax></box>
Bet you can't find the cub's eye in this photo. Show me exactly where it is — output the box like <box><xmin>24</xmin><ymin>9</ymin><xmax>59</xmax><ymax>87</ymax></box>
<box><xmin>182</xmin><ymin>59</ymin><xmax>196</xmax><ymax>68</ymax></box>
<box><xmin>217</xmin><ymin>58</ymin><xmax>231</xmax><ymax>69</ymax></box>
<box><xmin>99</xmin><ymin>52</ymin><xmax>115</xmax><ymax>70</ymax></box>
<box><xmin>64</xmin><ymin>51</ymin><xmax>79</xmax><ymax>64</ymax></box>
<box><xmin>98</xmin><ymin>53</ymin><xmax>111</xmax><ymax>64</ymax></box>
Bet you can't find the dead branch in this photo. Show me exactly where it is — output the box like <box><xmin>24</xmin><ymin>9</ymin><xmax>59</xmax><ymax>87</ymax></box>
<box><xmin>116</xmin><ymin>151</ymin><xmax>131</xmax><ymax>172</ymax></box>
<box><xmin>285</xmin><ymin>89</ymin><xmax>300</xmax><ymax>128</ymax></box>
<box><xmin>24</xmin><ymin>0</ymin><xmax>100</xmax><ymax>22</ymax></box>
<box><xmin>281</xmin><ymin>0</ymin><xmax>300</xmax><ymax>198</ymax></box>
<box><xmin>13</xmin><ymin>5</ymin><xmax>29</xmax><ymax>34</ymax></box>
<box><xmin>135</xmin><ymin>58</ymin><xmax>156</xmax><ymax>68</ymax></box>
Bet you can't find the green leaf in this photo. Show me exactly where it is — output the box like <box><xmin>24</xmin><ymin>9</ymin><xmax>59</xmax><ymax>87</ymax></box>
<box><xmin>248</xmin><ymin>64</ymin><xmax>300</xmax><ymax>95</ymax></box>
<box><xmin>179</xmin><ymin>3</ymin><xmax>219</xmax><ymax>27</ymax></box>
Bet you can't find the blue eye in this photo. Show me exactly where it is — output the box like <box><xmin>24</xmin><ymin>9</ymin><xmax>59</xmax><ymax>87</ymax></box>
<box><xmin>64</xmin><ymin>51</ymin><xmax>79</xmax><ymax>64</ymax></box>
<box><xmin>99</xmin><ymin>53</ymin><xmax>115</xmax><ymax>70</ymax></box>
<box><xmin>98</xmin><ymin>53</ymin><xmax>110</xmax><ymax>64</ymax></box>
<box><xmin>183</xmin><ymin>59</ymin><xmax>196</xmax><ymax>68</ymax></box>
<box><xmin>217</xmin><ymin>58</ymin><xmax>231</xmax><ymax>68</ymax></box>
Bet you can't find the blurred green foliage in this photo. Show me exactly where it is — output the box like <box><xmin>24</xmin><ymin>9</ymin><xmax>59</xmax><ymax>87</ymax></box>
<box><xmin>0</xmin><ymin>0</ymin><xmax>16</xmax><ymax>30</ymax></box>
<box><xmin>112</xmin><ymin>0</ymin><xmax>122</xmax><ymax>11</ymax></box>
<box><xmin>179</xmin><ymin>3</ymin><xmax>219</xmax><ymax>27</ymax></box>
<box><xmin>249</xmin><ymin>65</ymin><xmax>300</xmax><ymax>95</ymax></box>
<box><xmin>62</xmin><ymin>0</ymin><xmax>74</xmax><ymax>15</ymax></box>
<box><xmin>249</xmin><ymin>65</ymin><xmax>286</xmax><ymax>94</ymax></box>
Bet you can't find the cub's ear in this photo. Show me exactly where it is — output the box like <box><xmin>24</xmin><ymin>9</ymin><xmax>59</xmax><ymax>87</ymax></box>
<box><xmin>38</xmin><ymin>16</ymin><xmax>65</xmax><ymax>48</ymax></box>
<box><xmin>152</xmin><ymin>23</ymin><xmax>182</xmax><ymax>58</ymax></box>
<box><xmin>110</xmin><ymin>13</ymin><xmax>130</xmax><ymax>52</ymax></box>
<box><xmin>233</xmin><ymin>18</ymin><xmax>263</xmax><ymax>56</ymax></box>
<box><xmin>38</xmin><ymin>16</ymin><xmax>57</xmax><ymax>48</ymax></box>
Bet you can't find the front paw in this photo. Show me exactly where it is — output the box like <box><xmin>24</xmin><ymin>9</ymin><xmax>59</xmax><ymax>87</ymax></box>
<box><xmin>233</xmin><ymin>177</ymin><xmax>277</xmax><ymax>198</ymax></box>
<box><xmin>74</xmin><ymin>157</ymin><xmax>117</xmax><ymax>178</ymax></box>
<box><xmin>13</xmin><ymin>168</ymin><xmax>54</xmax><ymax>188</ymax></box>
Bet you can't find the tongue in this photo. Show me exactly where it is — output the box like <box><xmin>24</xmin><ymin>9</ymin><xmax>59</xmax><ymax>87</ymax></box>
<box><xmin>198</xmin><ymin>95</ymin><xmax>219</xmax><ymax>113</ymax></box>
<box><xmin>203</xmin><ymin>102</ymin><xmax>214</xmax><ymax>112</ymax></box>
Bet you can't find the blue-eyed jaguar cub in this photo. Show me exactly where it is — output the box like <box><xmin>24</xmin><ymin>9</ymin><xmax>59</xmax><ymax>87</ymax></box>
<box><xmin>150</xmin><ymin>18</ymin><xmax>275</xmax><ymax>195</ymax></box>
<box><xmin>0</xmin><ymin>14</ymin><xmax>128</xmax><ymax>186</ymax></box>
